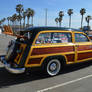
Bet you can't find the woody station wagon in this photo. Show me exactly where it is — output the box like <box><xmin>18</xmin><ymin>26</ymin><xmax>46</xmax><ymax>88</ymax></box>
<box><xmin>0</xmin><ymin>27</ymin><xmax>92</xmax><ymax>76</ymax></box>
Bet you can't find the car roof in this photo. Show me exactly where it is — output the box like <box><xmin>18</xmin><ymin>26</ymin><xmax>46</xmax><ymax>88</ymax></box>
<box><xmin>20</xmin><ymin>26</ymin><xmax>82</xmax><ymax>35</ymax></box>
<box><xmin>27</xmin><ymin>26</ymin><xmax>81</xmax><ymax>32</ymax></box>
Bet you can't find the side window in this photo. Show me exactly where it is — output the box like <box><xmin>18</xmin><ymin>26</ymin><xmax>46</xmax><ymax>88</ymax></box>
<box><xmin>52</xmin><ymin>32</ymin><xmax>72</xmax><ymax>43</ymax></box>
<box><xmin>36</xmin><ymin>33</ymin><xmax>51</xmax><ymax>44</ymax></box>
<box><xmin>35</xmin><ymin>32</ymin><xmax>72</xmax><ymax>44</ymax></box>
<box><xmin>75</xmin><ymin>33</ymin><xmax>89</xmax><ymax>42</ymax></box>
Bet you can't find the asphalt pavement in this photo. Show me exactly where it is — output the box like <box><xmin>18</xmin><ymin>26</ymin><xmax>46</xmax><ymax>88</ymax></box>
<box><xmin>0</xmin><ymin>34</ymin><xmax>92</xmax><ymax>92</ymax></box>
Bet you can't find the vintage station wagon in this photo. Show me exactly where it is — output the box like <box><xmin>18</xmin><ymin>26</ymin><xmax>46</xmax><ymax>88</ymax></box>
<box><xmin>0</xmin><ymin>27</ymin><xmax>92</xmax><ymax>76</ymax></box>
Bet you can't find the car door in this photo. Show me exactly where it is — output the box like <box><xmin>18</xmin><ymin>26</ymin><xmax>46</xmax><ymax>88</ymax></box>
<box><xmin>74</xmin><ymin>32</ymin><xmax>92</xmax><ymax>62</ymax></box>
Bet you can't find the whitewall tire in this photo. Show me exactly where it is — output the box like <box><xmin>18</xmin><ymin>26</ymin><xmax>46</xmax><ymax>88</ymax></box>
<box><xmin>46</xmin><ymin>59</ymin><xmax>61</xmax><ymax>76</ymax></box>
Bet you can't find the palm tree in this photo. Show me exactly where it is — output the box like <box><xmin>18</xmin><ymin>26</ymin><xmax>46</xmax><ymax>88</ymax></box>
<box><xmin>80</xmin><ymin>8</ymin><xmax>86</xmax><ymax>29</ymax></box>
<box><xmin>67</xmin><ymin>9</ymin><xmax>73</xmax><ymax>28</ymax></box>
<box><xmin>9</xmin><ymin>17</ymin><xmax>13</xmax><ymax>25</ymax></box>
<box><xmin>59</xmin><ymin>11</ymin><xmax>64</xmax><ymax>27</ymax></box>
<box><xmin>10</xmin><ymin>14</ymin><xmax>17</xmax><ymax>31</ymax></box>
<box><xmin>1</xmin><ymin>18</ymin><xmax>6</xmax><ymax>25</ymax></box>
<box><xmin>16</xmin><ymin>4</ymin><xmax>24</xmax><ymax>29</ymax></box>
<box><xmin>10</xmin><ymin>16</ymin><xmax>14</xmax><ymax>26</ymax></box>
<box><xmin>12</xmin><ymin>14</ymin><xmax>17</xmax><ymax>24</ymax></box>
<box><xmin>58</xmin><ymin>17</ymin><xmax>62</xmax><ymax>27</ymax></box>
<box><xmin>0</xmin><ymin>19</ymin><xmax>4</xmax><ymax>26</ymax></box>
<box><xmin>30</xmin><ymin>9</ymin><xmax>35</xmax><ymax>27</ymax></box>
<box><xmin>23</xmin><ymin>11</ymin><xmax>27</xmax><ymax>28</ymax></box>
<box><xmin>26</xmin><ymin>8</ymin><xmax>35</xmax><ymax>27</ymax></box>
<box><xmin>17</xmin><ymin>15</ymin><xmax>22</xmax><ymax>29</ymax></box>
<box><xmin>85</xmin><ymin>15</ymin><xmax>92</xmax><ymax>34</ymax></box>
<box><xmin>26</xmin><ymin>8</ymin><xmax>31</xmax><ymax>27</ymax></box>
<box><xmin>85</xmin><ymin>15</ymin><xmax>92</xmax><ymax>27</ymax></box>
<box><xmin>55</xmin><ymin>18</ymin><xmax>59</xmax><ymax>26</ymax></box>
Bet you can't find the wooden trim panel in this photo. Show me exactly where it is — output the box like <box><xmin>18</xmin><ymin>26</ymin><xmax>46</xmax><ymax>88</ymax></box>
<box><xmin>66</xmin><ymin>54</ymin><xmax>75</xmax><ymax>62</ymax></box>
<box><xmin>78</xmin><ymin>52</ymin><xmax>92</xmax><ymax>60</ymax></box>
<box><xmin>77</xmin><ymin>45</ymin><xmax>92</xmax><ymax>51</ymax></box>
<box><xmin>27</xmin><ymin>57</ymin><xmax>43</xmax><ymax>64</ymax></box>
<box><xmin>31</xmin><ymin>46</ymin><xmax>74</xmax><ymax>56</ymax></box>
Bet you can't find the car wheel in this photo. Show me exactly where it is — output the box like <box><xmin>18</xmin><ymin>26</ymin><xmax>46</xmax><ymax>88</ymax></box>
<box><xmin>46</xmin><ymin>59</ymin><xmax>61</xmax><ymax>76</ymax></box>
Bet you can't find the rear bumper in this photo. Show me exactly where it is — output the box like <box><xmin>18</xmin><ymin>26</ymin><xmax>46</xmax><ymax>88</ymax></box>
<box><xmin>0</xmin><ymin>56</ymin><xmax>25</xmax><ymax>74</ymax></box>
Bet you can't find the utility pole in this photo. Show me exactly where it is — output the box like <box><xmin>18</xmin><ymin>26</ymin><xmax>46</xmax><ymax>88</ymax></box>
<box><xmin>45</xmin><ymin>8</ymin><xmax>47</xmax><ymax>26</ymax></box>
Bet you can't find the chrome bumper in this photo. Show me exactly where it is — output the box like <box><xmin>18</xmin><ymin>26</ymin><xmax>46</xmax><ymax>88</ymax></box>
<box><xmin>0</xmin><ymin>56</ymin><xmax>25</xmax><ymax>74</ymax></box>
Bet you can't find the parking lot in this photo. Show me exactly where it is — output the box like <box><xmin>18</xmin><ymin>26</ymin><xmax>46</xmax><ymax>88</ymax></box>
<box><xmin>0</xmin><ymin>34</ymin><xmax>92</xmax><ymax>92</ymax></box>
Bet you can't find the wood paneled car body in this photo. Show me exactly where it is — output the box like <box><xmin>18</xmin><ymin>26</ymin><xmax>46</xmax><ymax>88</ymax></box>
<box><xmin>0</xmin><ymin>27</ymin><xmax>92</xmax><ymax>76</ymax></box>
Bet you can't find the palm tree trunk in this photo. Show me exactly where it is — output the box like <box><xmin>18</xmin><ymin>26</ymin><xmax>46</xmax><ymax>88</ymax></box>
<box><xmin>87</xmin><ymin>21</ymin><xmax>89</xmax><ymax>27</ymax></box>
<box><xmin>81</xmin><ymin>15</ymin><xmax>83</xmax><ymax>29</ymax></box>
<box><xmin>19</xmin><ymin>12</ymin><xmax>21</xmax><ymax>31</ymax></box>
<box><xmin>23</xmin><ymin>18</ymin><xmax>25</xmax><ymax>28</ymax></box>
<box><xmin>27</xmin><ymin>17</ymin><xmax>29</xmax><ymax>27</ymax></box>
<box><xmin>59</xmin><ymin>22</ymin><xmax>61</xmax><ymax>27</ymax></box>
<box><xmin>31</xmin><ymin>17</ymin><xmax>33</xmax><ymax>27</ymax></box>
<box><xmin>14</xmin><ymin>21</ymin><xmax>15</xmax><ymax>31</ymax></box>
<box><xmin>20</xmin><ymin>20</ymin><xmax>21</xmax><ymax>31</ymax></box>
<box><xmin>8</xmin><ymin>20</ymin><xmax>9</xmax><ymax>25</ymax></box>
<box><xmin>56</xmin><ymin>22</ymin><xmax>58</xmax><ymax>27</ymax></box>
<box><xmin>87</xmin><ymin>21</ymin><xmax>90</xmax><ymax>35</ymax></box>
<box><xmin>69</xmin><ymin>15</ymin><xmax>71</xmax><ymax>28</ymax></box>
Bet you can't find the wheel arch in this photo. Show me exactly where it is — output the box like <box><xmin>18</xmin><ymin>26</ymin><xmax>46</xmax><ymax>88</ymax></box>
<box><xmin>41</xmin><ymin>54</ymin><xmax>67</xmax><ymax>67</ymax></box>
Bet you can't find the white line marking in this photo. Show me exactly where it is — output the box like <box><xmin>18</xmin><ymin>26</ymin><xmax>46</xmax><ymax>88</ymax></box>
<box><xmin>37</xmin><ymin>74</ymin><xmax>92</xmax><ymax>92</ymax></box>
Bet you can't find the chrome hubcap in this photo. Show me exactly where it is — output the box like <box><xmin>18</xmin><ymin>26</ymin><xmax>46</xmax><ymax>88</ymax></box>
<box><xmin>50</xmin><ymin>63</ymin><xmax>57</xmax><ymax>71</ymax></box>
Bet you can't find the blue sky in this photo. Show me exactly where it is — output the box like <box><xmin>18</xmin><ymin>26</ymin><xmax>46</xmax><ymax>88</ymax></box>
<box><xmin>1</xmin><ymin>0</ymin><xmax>92</xmax><ymax>28</ymax></box>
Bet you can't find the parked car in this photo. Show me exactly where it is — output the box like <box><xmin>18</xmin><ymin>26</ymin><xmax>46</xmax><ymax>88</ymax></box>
<box><xmin>0</xmin><ymin>27</ymin><xmax>92</xmax><ymax>76</ymax></box>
